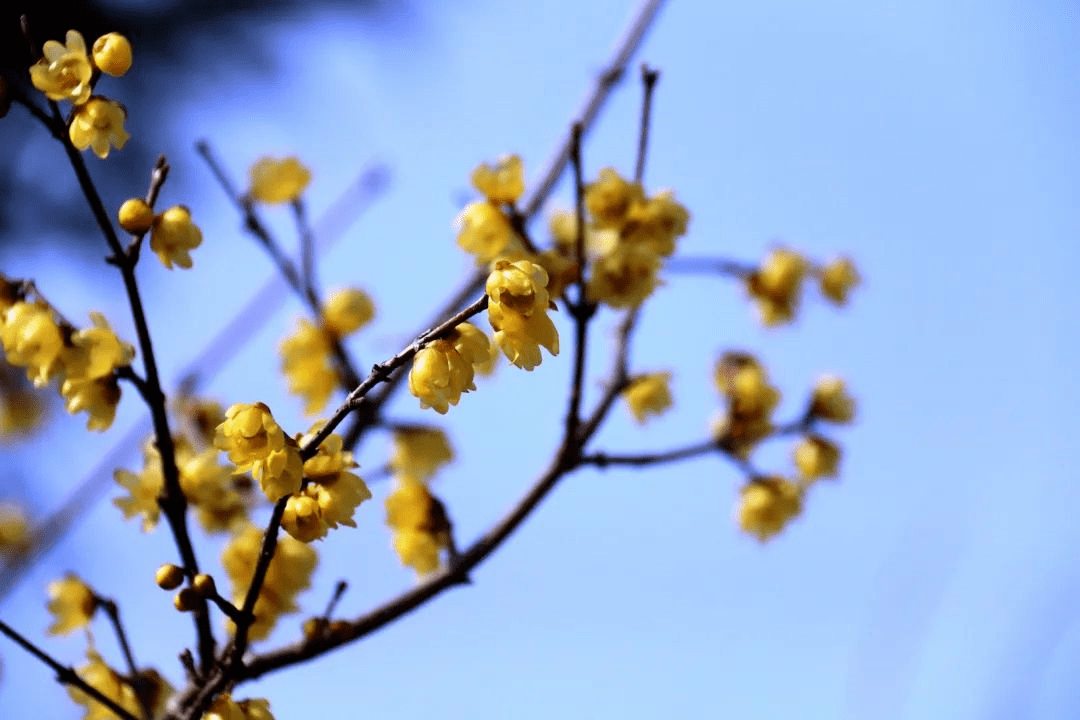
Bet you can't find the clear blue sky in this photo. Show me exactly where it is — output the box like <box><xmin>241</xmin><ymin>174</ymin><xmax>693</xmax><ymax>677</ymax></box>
<box><xmin>2</xmin><ymin>1</ymin><xmax>1079</xmax><ymax>718</ymax></box>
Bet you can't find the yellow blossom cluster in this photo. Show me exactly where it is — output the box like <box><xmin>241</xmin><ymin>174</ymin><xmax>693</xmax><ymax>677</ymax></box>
<box><xmin>408</xmin><ymin>323</ymin><xmax>491</xmax><ymax>413</ymax></box>
<box><xmin>389</xmin><ymin>426</ymin><xmax>454</xmax><ymax>482</ymax></box>
<box><xmin>486</xmin><ymin>259</ymin><xmax>559</xmax><ymax>370</ymax></box>
<box><xmin>712</xmin><ymin>352</ymin><xmax>780</xmax><ymax>458</ymax></box>
<box><xmin>281</xmin><ymin>430</ymin><xmax>371</xmax><ymax>543</ymax></box>
<box><xmin>745</xmin><ymin>249</ymin><xmax>861</xmax><ymax>325</ymax></box>
<box><xmin>204</xmin><ymin>694</ymin><xmax>276</xmax><ymax>720</ymax></box>
<box><xmin>30</xmin><ymin>30</ymin><xmax>133</xmax><ymax>158</ymax></box>
<box><xmin>222</xmin><ymin>522</ymin><xmax>317</xmax><ymax>641</ymax></box>
<box><xmin>385</xmin><ymin>477</ymin><xmax>454</xmax><ymax>575</ymax></box>
<box><xmin>736</xmin><ymin>476</ymin><xmax>804</xmax><ymax>542</ymax></box>
<box><xmin>215</xmin><ymin>403</ymin><xmax>303</xmax><ymax>501</ymax></box>
<box><xmin>0</xmin><ymin>283</ymin><xmax>133</xmax><ymax>431</ymax></box>
<box><xmin>280</xmin><ymin>288</ymin><xmax>375</xmax><ymax>415</ymax></box>
<box><xmin>622</xmin><ymin>371</ymin><xmax>673</xmax><ymax>424</ymax></box>
<box><xmin>248</xmin><ymin>156</ymin><xmax>311</xmax><ymax>205</ymax></box>
<box><xmin>576</xmin><ymin>168</ymin><xmax>690</xmax><ymax>308</ymax></box>
<box><xmin>0</xmin><ymin>502</ymin><xmax>30</xmax><ymax>555</ymax></box>
<box><xmin>457</xmin><ymin>155</ymin><xmax>527</xmax><ymax>263</ymax></box>
<box><xmin>46</xmin><ymin>573</ymin><xmax>96</xmax><ymax>635</ymax></box>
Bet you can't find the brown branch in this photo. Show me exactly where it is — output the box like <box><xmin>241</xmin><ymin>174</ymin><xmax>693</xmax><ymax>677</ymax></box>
<box><xmin>292</xmin><ymin>198</ymin><xmax>319</xmax><ymax>301</ymax></box>
<box><xmin>634</xmin><ymin>65</ymin><xmax>660</xmax><ymax>185</ymax></box>
<box><xmin>664</xmin><ymin>256</ymin><xmax>756</xmax><ymax>278</ymax></box>
<box><xmin>0</xmin><ymin>619</ymin><xmax>141</xmax><ymax>720</ymax></box>
<box><xmin>52</xmin><ymin>112</ymin><xmax>215</xmax><ymax>672</ymax></box>
<box><xmin>579</xmin><ymin>439</ymin><xmax>719</xmax><ymax>469</ymax></box>
<box><xmin>96</xmin><ymin>595</ymin><xmax>153</xmax><ymax>720</ymax></box>
<box><xmin>564</xmin><ymin>123</ymin><xmax>593</xmax><ymax>451</ymax></box>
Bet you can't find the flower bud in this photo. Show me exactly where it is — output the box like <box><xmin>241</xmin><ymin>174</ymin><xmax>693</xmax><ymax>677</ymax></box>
<box><xmin>92</xmin><ymin>33</ymin><xmax>132</xmax><ymax>77</ymax></box>
<box><xmin>192</xmin><ymin>573</ymin><xmax>216</xmax><ymax>598</ymax></box>
<box><xmin>118</xmin><ymin>198</ymin><xmax>153</xmax><ymax>234</ymax></box>
<box><xmin>155</xmin><ymin>563</ymin><xmax>185</xmax><ymax>590</ymax></box>
<box><xmin>173</xmin><ymin>587</ymin><xmax>199</xmax><ymax>612</ymax></box>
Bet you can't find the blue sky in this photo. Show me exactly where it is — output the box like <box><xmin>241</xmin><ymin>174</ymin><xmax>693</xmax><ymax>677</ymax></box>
<box><xmin>2</xmin><ymin>1</ymin><xmax>1079</xmax><ymax>718</ymax></box>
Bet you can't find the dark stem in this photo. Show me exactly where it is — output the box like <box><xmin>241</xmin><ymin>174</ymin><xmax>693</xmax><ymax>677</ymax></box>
<box><xmin>579</xmin><ymin>439</ymin><xmax>719</xmax><ymax>469</ymax></box>
<box><xmin>634</xmin><ymin>65</ymin><xmax>660</xmax><ymax>185</ymax></box>
<box><xmin>53</xmin><ymin>109</ymin><xmax>215</xmax><ymax>672</ymax></box>
<box><xmin>292</xmin><ymin>198</ymin><xmax>320</xmax><ymax>302</ymax></box>
<box><xmin>97</xmin><ymin>596</ymin><xmax>154</xmax><ymax>720</ymax></box>
<box><xmin>0</xmin><ymin>618</ymin><xmax>141</xmax><ymax>720</ymax></box>
<box><xmin>564</xmin><ymin>123</ymin><xmax>592</xmax><ymax>450</ymax></box>
<box><xmin>664</xmin><ymin>256</ymin><xmax>756</xmax><ymax>278</ymax></box>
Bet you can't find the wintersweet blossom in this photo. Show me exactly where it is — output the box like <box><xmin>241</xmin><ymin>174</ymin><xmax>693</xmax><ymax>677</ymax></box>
<box><xmin>150</xmin><ymin>205</ymin><xmax>202</xmax><ymax>269</ymax></box>
<box><xmin>586</xmin><ymin>243</ymin><xmax>662</xmax><ymax>308</ymax></box>
<box><xmin>63</xmin><ymin>312</ymin><xmax>134</xmax><ymax>381</ymax></box>
<box><xmin>818</xmin><ymin>257</ymin><xmax>860</xmax><ymax>305</ymax></box>
<box><xmin>178</xmin><ymin>446</ymin><xmax>247</xmax><ymax>533</ymax></box>
<box><xmin>68</xmin><ymin>650</ymin><xmax>142</xmax><ymax>720</ymax></box>
<box><xmin>279</xmin><ymin>319</ymin><xmax>336</xmax><ymax>415</ymax></box>
<box><xmin>622</xmin><ymin>372</ymin><xmax>673</xmax><ymax>424</ymax></box>
<box><xmin>486</xmin><ymin>259</ymin><xmax>559</xmax><ymax>370</ymax></box>
<box><xmin>29</xmin><ymin>30</ymin><xmax>92</xmax><ymax>105</ymax></box>
<box><xmin>117</xmin><ymin>198</ymin><xmax>154</xmax><ymax>234</ymax></box>
<box><xmin>281</xmin><ymin>431</ymin><xmax>371</xmax><ymax>542</ymax></box>
<box><xmin>46</xmin><ymin>573</ymin><xmax>96</xmax><ymax>635</ymax></box>
<box><xmin>69</xmin><ymin>97</ymin><xmax>130</xmax><ymax>159</ymax></box>
<box><xmin>456</xmin><ymin>200</ymin><xmax>522</xmax><ymax>263</ymax></box>
<box><xmin>248</xmin><ymin>156</ymin><xmax>311</xmax><ymax>204</ymax></box>
<box><xmin>736</xmin><ymin>476</ymin><xmax>804</xmax><ymax>542</ymax></box>
<box><xmin>385</xmin><ymin>478</ymin><xmax>452</xmax><ymax>575</ymax></box>
<box><xmin>471</xmin><ymin>154</ymin><xmax>525</xmax><ymax>205</ymax></box>
<box><xmin>205</xmin><ymin>694</ymin><xmax>276</xmax><ymax>720</ymax></box>
<box><xmin>809</xmin><ymin>376</ymin><xmax>856</xmax><ymax>424</ymax></box>
<box><xmin>620</xmin><ymin>189</ymin><xmax>691</xmax><ymax>256</ymax></box>
<box><xmin>0</xmin><ymin>301</ymin><xmax>64</xmax><ymax>387</ymax></box>
<box><xmin>61</xmin><ymin>376</ymin><xmax>121</xmax><ymax>431</ymax></box>
<box><xmin>214</xmin><ymin>403</ymin><xmax>303</xmax><ymax>501</ymax></box>
<box><xmin>408</xmin><ymin>339</ymin><xmax>475</xmax><ymax>414</ymax></box>
<box><xmin>113</xmin><ymin>441</ymin><xmax>165</xmax><ymax>531</ymax></box>
<box><xmin>585</xmin><ymin>168</ymin><xmax>644</xmax><ymax>229</ymax></box>
<box><xmin>793</xmin><ymin>435</ymin><xmax>842</xmax><ymax>482</ymax></box>
<box><xmin>389</xmin><ymin>427</ymin><xmax>454</xmax><ymax>482</ymax></box>
<box><xmin>321</xmin><ymin>287</ymin><xmax>375</xmax><ymax>337</ymax></box>
<box><xmin>91</xmin><ymin>33</ymin><xmax>133</xmax><ymax>76</ymax></box>
<box><xmin>745</xmin><ymin>247</ymin><xmax>808</xmax><ymax>326</ymax></box>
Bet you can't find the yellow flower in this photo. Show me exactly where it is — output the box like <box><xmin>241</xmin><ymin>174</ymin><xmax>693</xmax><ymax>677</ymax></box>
<box><xmin>117</xmin><ymin>198</ymin><xmax>153</xmax><ymax>234</ymax></box>
<box><xmin>385</xmin><ymin>478</ymin><xmax>452</xmax><ymax>575</ymax></box>
<box><xmin>449</xmin><ymin>322</ymin><xmax>492</xmax><ymax>368</ymax></box>
<box><xmin>91</xmin><ymin>33</ymin><xmax>132</xmax><ymax>77</ymax></box>
<box><xmin>281</xmin><ymin>494</ymin><xmax>327</xmax><ymax>543</ymax></box>
<box><xmin>222</xmin><ymin>523</ymin><xmax>317</xmax><ymax>641</ymax></box>
<box><xmin>533</xmin><ymin>248</ymin><xmax>578</xmax><ymax>299</ymax></box>
<box><xmin>456</xmin><ymin>201</ymin><xmax>523</xmax><ymax>264</ymax></box>
<box><xmin>0</xmin><ymin>502</ymin><xmax>30</xmax><ymax>555</ymax></box>
<box><xmin>621</xmin><ymin>189</ymin><xmax>690</xmax><ymax>257</ymax></box>
<box><xmin>587</xmin><ymin>243</ymin><xmax>662</xmax><ymax>308</ymax></box>
<box><xmin>150</xmin><ymin>205</ymin><xmax>203</xmax><ymax>269</ymax></box>
<box><xmin>0</xmin><ymin>364</ymin><xmax>44</xmax><ymax>439</ymax></box>
<box><xmin>818</xmin><ymin>257</ymin><xmax>860</xmax><ymax>305</ymax></box>
<box><xmin>205</xmin><ymin>694</ymin><xmax>276</xmax><ymax>720</ymax></box>
<box><xmin>281</xmin><ymin>431</ymin><xmax>371</xmax><ymax>541</ymax></box>
<box><xmin>809</xmin><ymin>376</ymin><xmax>856</xmax><ymax>424</ymax></box>
<box><xmin>61</xmin><ymin>376</ymin><xmax>121</xmax><ymax>431</ymax></box>
<box><xmin>113</xmin><ymin>443</ymin><xmax>165</xmax><ymax>531</ymax></box>
<box><xmin>279</xmin><ymin>319</ymin><xmax>336</xmax><ymax>416</ymax></box>
<box><xmin>63</xmin><ymin>312</ymin><xmax>134</xmax><ymax>382</ymax></box>
<box><xmin>714</xmin><ymin>353</ymin><xmax>780</xmax><ymax>419</ymax></box>
<box><xmin>471</xmin><ymin>154</ymin><xmax>525</xmax><ymax>205</ymax></box>
<box><xmin>407</xmin><ymin>339</ymin><xmax>475</xmax><ymax>414</ymax></box>
<box><xmin>389</xmin><ymin>426</ymin><xmax>454</xmax><ymax>482</ymax></box>
<box><xmin>746</xmin><ymin>247</ymin><xmax>808</xmax><ymax>326</ymax></box>
<box><xmin>486</xmin><ymin>259</ymin><xmax>559</xmax><ymax>370</ymax></box>
<box><xmin>585</xmin><ymin>168</ymin><xmax>644</xmax><ymax>229</ymax></box>
<box><xmin>322</xmin><ymin>287</ymin><xmax>375</xmax><ymax>337</ymax></box>
<box><xmin>179</xmin><ymin>447</ymin><xmax>247</xmax><ymax>534</ymax></box>
<box><xmin>68</xmin><ymin>650</ymin><xmax>142</xmax><ymax>720</ymax></box>
<box><xmin>29</xmin><ymin>30</ymin><xmax>92</xmax><ymax>105</ymax></box>
<box><xmin>46</xmin><ymin>573</ymin><xmax>96</xmax><ymax>635</ymax></box>
<box><xmin>248</xmin><ymin>156</ymin><xmax>311</xmax><ymax>204</ymax></box>
<box><xmin>214</xmin><ymin>403</ymin><xmax>303</xmax><ymax>501</ymax></box>
<box><xmin>793</xmin><ymin>435</ymin><xmax>842</xmax><ymax>482</ymax></box>
<box><xmin>736</xmin><ymin>476</ymin><xmax>804</xmax><ymax>542</ymax></box>
<box><xmin>623</xmin><ymin>372</ymin><xmax>673</xmax><ymax>424</ymax></box>
<box><xmin>69</xmin><ymin>97</ymin><xmax>129</xmax><ymax>159</ymax></box>
<box><xmin>1</xmin><ymin>301</ymin><xmax>64</xmax><ymax>387</ymax></box>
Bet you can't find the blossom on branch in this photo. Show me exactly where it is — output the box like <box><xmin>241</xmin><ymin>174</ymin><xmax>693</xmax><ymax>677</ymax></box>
<box><xmin>215</xmin><ymin>403</ymin><xmax>303</xmax><ymax>501</ymax></box>
<box><xmin>46</xmin><ymin>573</ymin><xmax>96</xmax><ymax>635</ymax></box>
<box><xmin>29</xmin><ymin>30</ymin><xmax>92</xmax><ymax>105</ymax></box>
<box><xmin>622</xmin><ymin>371</ymin><xmax>673</xmax><ymax>424</ymax></box>
<box><xmin>736</xmin><ymin>476</ymin><xmax>804</xmax><ymax>542</ymax></box>
<box><xmin>486</xmin><ymin>259</ymin><xmax>559</xmax><ymax>370</ymax></box>
<box><xmin>90</xmin><ymin>33</ymin><xmax>133</xmax><ymax>77</ymax></box>
<box><xmin>69</xmin><ymin>97</ymin><xmax>130</xmax><ymax>159</ymax></box>
<box><xmin>150</xmin><ymin>205</ymin><xmax>203</xmax><ymax>269</ymax></box>
<box><xmin>248</xmin><ymin>156</ymin><xmax>311</xmax><ymax>204</ymax></box>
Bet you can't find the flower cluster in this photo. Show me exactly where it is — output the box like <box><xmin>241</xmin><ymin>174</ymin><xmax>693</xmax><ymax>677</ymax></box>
<box><xmin>248</xmin><ymin>156</ymin><xmax>312</xmax><ymax>205</ymax></box>
<box><xmin>575</xmin><ymin>168</ymin><xmax>690</xmax><ymax>308</ymax></box>
<box><xmin>622</xmin><ymin>371</ymin><xmax>673</xmax><ymax>424</ymax></box>
<box><xmin>281</xmin><ymin>430</ymin><xmax>371</xmax><ymax>543</ymax></box>
<box><xmin>486</xmin><ymin>259</ymin><xmax>559</xmax><ymax>370</ymax></box>
<box><xmin>385</xmin><ymin>477</ymin><xmax>454</xmax><ymax>575</ymax></box>
<box><xmin>30</xmin><ymin>30</ymin><xmax>133</xmax><ymax>158</ymax></box>
<box><xmin>408</xmin><ymin>323</ymin><xmax>491</xmax><ymax>413</ymax></box>
<box><xmin>0</xmin><ymin>283</ymin><xmax>133</xmax><ymax>431</ymax></box>
<box><xmin>280</xmin><ymin>288</ymin><xmax>375</xmax><ymax>415</ymax></box>
<box><xmin>745</xmin><ymin>249</ymin><xmax>861</xmax><ymax>326</ymax></box>
<box><xmin>222</xmin><ymin>522</ymin><xmax>317</xmax><ymax>640</ymax></box>
<box><xmin>736</xmin><ymin>476</ymin><xmax>804</xmax><ymax>542</ymax></box>
<box><xmin>214</xmin><ymin>403</ymin><xmax>303</xmax><ymax>501</ymax></box>
<box><xmin>712</xmin><ymin>352</ymin><xmax>781</xmax><ymax>458</ymax></box>
<box><xmin>457</xmin><ymin>155</ymin><xmax>526</xmax><ymax>263</ymax></box>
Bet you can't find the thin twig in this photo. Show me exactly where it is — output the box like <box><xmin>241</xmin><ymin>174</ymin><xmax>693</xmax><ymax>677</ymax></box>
<box><xmin>579</xmin><ymin>439</ymin><xmax>718</xmax><ymax>469</ymax></box>
<box><xmin>50</xmin><ymin>105</ymin><xmax>215</xmax><ymax>673</ymax></box>
<box><xmin>292</xmin><ymin>198</ymin><xmax>319</xmax><ymax>301</ymax></box>
<box><xmin>564</xmin><ymin>123</ymin><xmax>592</xmax><ymax>450</ymax></box>
<box><xmin>634</xmin><ymin>65</ymin><xmax>660</xmax><ymax>185</ymax></box>
<box><xmin>96</xmin><ymin>595</ymin><xmax>153</xmax><ymax>720</ymax></box>
<box><xmin>0</xmin><ymin>618</ymin><xmax>141</xmax><ymax>720</ymax></box>
<box><xmin>126</xmin><ymin>155</ymin><xmax>170</xmax><ymax>262</ymax></box>
<box><xmin>664</xmin><ymin>256</ymin><xmax>756</xmax><ymax>278</ymax></box>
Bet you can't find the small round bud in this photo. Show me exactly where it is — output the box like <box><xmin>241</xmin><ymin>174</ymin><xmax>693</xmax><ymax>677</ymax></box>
<box><xmin>173</xmin><ymin>587</ymin><xmax>199</xmax><ymax>612</ymax></box>
<box><xmin>155</xmin><ymin>563</ymin><xmax>185</xmax><ymax>590</ymax></box>
<box><xmin>192</xmin><ymin>573</ymin><xmax>216</xmax><ymax>598</ymax></box>
<box><xmin>92</xmin><ymin>33</ymin><xmax>133</xmax><ymax>77</ymax></box>
<box><xmin>118</xmin><ymin>198</ymin><xmax>154</xmax><ymax>234</ymax></box>
<box><xmin>302</xmin><ymin>617</ymin><xmax>328</xmax><ymax>640</ymax></box>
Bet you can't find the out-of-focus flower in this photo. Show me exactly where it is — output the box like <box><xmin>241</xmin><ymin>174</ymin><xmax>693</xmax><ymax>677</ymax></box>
<box><xmin>736</xmin><ymin>476</ymin><xmax>803</xmax><ymax>542</ymax></box>
<box><xmin>46</xmin><ymin>573</ymin><xmax>96</xmax><ymax>635</ymax></box>
<box><xmin>818</xmin><ymin>257</ymin><xmax>860</xmax><ymax>305</ymax></box>
<box><xmin>321</xmin><ymin>288</ymin><xmax>375</xmax><ymax>337</ymax></box>
<box><xmin>623</xmin><ymin>372</ymin><xmax>673</xmax><ymax>424</ymax></box>
<box><xmin>809</xmin><ymin>376</ymin><xmax>856</xmax><ymax>424</ymax></box>
<box><xmin>248</xmin><ymin>156</ymin><xmax>311</xmax><ymax>204</ymax></box>
<box><xmin>471</xmin><ymin>154</ymin><xmax>525</xmax><ymax>205</ymax></box>
<box><xmin>745</xmin><ymin>247</ymin><xmax>807</xmax><ymax>326</ymax></box>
